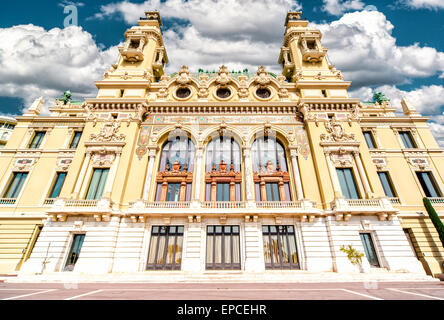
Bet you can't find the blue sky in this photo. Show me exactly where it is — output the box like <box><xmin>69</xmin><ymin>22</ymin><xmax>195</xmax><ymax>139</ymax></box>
<box><xmin>0</xmin><ymin>0</ymin><xmax>443</xmax><ymax>144</ymax></box>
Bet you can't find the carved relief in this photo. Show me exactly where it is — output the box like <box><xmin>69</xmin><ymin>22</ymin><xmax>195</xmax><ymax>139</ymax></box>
<box><xmin>56</xmin><ymin>158</ymin><xmax>73</xmax><ymax>171</ymax></box>
<box><xmin>13</xmin><ymin>159</ymin><xmax>35</xmax><ymax>171</ymax></box>
<box><xmin>215</xmin><ymin>65</ymin><xmax>232</xmax><ymax>86</ymax></box>
<box><xmin>320</xmin><ymin>118</ymin><xmax>356</xmax><ymax>143</ymax></box>
<box><xmin>89</xmin><ymin>120</ymin><xmax>126</xmax><ymax>143</ymax></box>
<box><xmin>253</xmin><ymin>66</ymin><xmax>271</xmax><ymax>86</ymax></box>
<box><xmin>91</xmin><ymin>151</ymin><xmax>116</xmax><ymax>167</ymax></box>
<box><xmin>408</xmin><ymin>158</ymin><xmax>429</xmax><ymax>170</ymax></box>
<box><xmin>176</xmin><ymin>65</ymin><xmax>192</xmax><ymax>86</ymax></box>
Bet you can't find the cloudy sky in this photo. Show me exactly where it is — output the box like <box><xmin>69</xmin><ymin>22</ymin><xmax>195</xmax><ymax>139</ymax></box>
<box><xmin>0</xmin><ymin>0</ymin><xmax>443</xmax><ymax>145</ymax></box>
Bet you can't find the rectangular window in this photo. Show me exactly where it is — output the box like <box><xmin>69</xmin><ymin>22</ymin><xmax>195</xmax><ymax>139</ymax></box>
<box><xmin>360</xmin><ymin>233</ymin><xmax>380</xmax><ymax>267</ymax></box>
<box><xmin>416</xmin><ymin>171</ymin><xmax>442</xmax><ymax>197</ymax></box>
<box><xmin>146</xmin><ymin>226</ymin><xmax>184</xmax><ymax>270</ymax></box>
<box><xmin>336</xmin><ymin>168</ymin><xmax>360</xmax><ymax>199</ymax></box>
<box><xmin>69</xmin><ymin>131</ymin><xmax>82</xmax><ymax>149</ymax></box>
<box><xmin>166</xmin><ymin>183</ymin><xmax>181</xmax><ymax>202</ymax></box>
<box><xmin>216</xmin><ymin>183</ymin><xmax>230</xmax><ymax>201</ymax></box>
<box><xmin>378</xmin><ymin>172</ymin><xmax>396</xmax><ymax>198</ymax></box>
<box><xmin>262</xmin><ymin>225</ymin><xmax>299</xmax><ymax>270</ymax></box>
<box><xmin>28</xmin><ymin>131</ymin><xmax>45</xmax><ymax>149</ymax></box>
<box><xmin>403</xmin><ymin>228</ymin><xmax>419</xmax><ymax>259</ymax></box>
<box><xmin>399</xmin><ymin>131</ymin><xmax>416</xmax><ymax>149</ymax></box>
<box><xmin>265</xmin><ymin>183</ymin><xmax>281</xmax><ymax>201</ymax></box>
<box><xmin>85</xmin><ymin>168</ymin><xmax>109</xmax><ymax>200</ymax></box>
<box><xmin>2</xmin><ymin>172</ymin><xmax>28</xmax><ymax>199</ymax></box>
<box><xmin>64</xmin><ymin>234</ymin><xmax>85</xmax><ymax>271</ymax></box>
<box><xmin>363</xmin><ymin>131</ymin><xmax>376</xmax><ymax>149</ymax></box>
<box><xmin>48</xmin><ymin>172</ymin><xmax>67</xmax><ymax>199</ymax></box>
<box><xmin>206</xmin><ymin>225</ymin><xmax>241</xmax><ymax>270</ymax></box>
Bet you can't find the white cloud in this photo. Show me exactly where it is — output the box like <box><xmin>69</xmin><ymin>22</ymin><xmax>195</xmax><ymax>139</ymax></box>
<box><xmin>350</xmin><ymin>84</ymin><xmax>444</xmax><ymax>114</ymax></box>
<box><xmin>321</xmin><ymin>0</ymin><xmax>366</xmax><ymax>16</ymax></box>
<box><xmin>401</xmin><ymin>0</ymin><xmax>444</xmax><ymax>9</ymax></box>
<box><xmin>428</xmin><ymin>115</ymin><xmax>444</xmax><ymax>147</ymax></box>
<box><xmin>313</xmin><ymin>11</ymin><xmax>444</xmax><ymax>87</ymax></box>
<box><xmin>0</xmin><ymin>24</ymin><xmax>119</xmax><ymax>116</ymax></box>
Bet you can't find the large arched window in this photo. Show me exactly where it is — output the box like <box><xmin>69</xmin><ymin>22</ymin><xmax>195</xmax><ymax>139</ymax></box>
<box><xmin>252</xmin><ymin>136</ymin><xmax>291</xmax><ymax>202</ymax></box>
<box><xmin>155</xmin><ymin>132</ymin><xmax>194</xmax><ymax>202</ymax></box>
<box><xmin>205</xmin><ymin>135</ymin><xmax>242</xmax><ymax>202</ymax></box>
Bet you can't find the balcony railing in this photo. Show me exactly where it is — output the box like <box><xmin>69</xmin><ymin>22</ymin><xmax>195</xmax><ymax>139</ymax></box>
<box><xmin>64</xmin><ymin>199</ymin><xmax>99</xmax><ymax>207</ymax></box>
<box><xmin>139</xmin><ymin>201</ymin><xmax>191</xmax><ymax>209</ymax></box>
<box><xmin>428</xmin><ymin>197</ymin><xmax>444</xmax><ymax>205</ymax></box>
<box><xmin>44</xmin><ymin>198</ymin><xmax>55</xmax><ymax>206</ymax></box>
<box><xmin>255</xmin><ymin>201</ymin><xmax>303</xmax><ymax>209</ymax></box>
<box><xmin>388</xmin><ymin>197</ymin><xmax>401</xmax><ymax>205</ymax></box>
<box><xmin>0</xmin><ymin>198</ymin><xmax>16</xmax><ymax>205</ymax></box>
<box><xmin>345</xmin><ymin>199</ymin><xmax>383</xmax><ymax>207</ymax></box>
<box><xmin>202</xmin><ymin>201</ymin><xmax>246</xmax><ymax>209</ymax></box>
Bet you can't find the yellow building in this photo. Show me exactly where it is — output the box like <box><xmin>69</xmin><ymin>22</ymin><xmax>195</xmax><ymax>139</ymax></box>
<box><xmin>0</xmin><ymin>11</ymin><xmax>442</xmax><ymax>277</ymax></box>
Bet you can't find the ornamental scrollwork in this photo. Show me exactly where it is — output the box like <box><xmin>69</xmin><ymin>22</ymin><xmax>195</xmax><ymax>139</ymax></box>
<box><xmin>215</xmin><ymin>65</ymin><xmax>232</xmax><ymax>86</ymax></box>
<box><xmin>320</xmin><ymin>117</ymin><xmax>355</xmax><ymax>142</ymax></box>
<box><xmin>253</xmin><ymin>66</ymin><xmax>271</xmax><ymax>87</ymax></box>
<box><xmin>176</xmin><ymin>65</ymin><xmax>192</xmax><ymax>86</ymax></box>
<box><xmin>89</xmin><ymin>120</ymin><xmax>126</xmax><ymax>143</ymax></box>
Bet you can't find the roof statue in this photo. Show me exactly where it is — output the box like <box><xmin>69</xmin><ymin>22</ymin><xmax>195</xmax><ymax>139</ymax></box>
<box><xmin>58</xmin><ymin>91</ymin><xmax>72</xmax><ymax>105</ymax></box>
<box><xmin>373</xmin><ymin>92</ymin><xmax>389</xmax><ymax>105</ymax></box>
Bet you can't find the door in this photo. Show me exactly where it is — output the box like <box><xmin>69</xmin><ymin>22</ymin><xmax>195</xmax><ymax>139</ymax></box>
<box><xmin>146</xmin><ymin>226</ymin><xmax>184</xmax><ymax>270</ymax></box>
<box><xmin>206</xmin><ymin>225</ymin><xmax>241</xmax><ymax>270</ymax></box>
<box><xmin>64</xmin><ymin>234</ymin><xmax>85</xmax><ymax>271</ymax></box>
<box><xmin>360</xmin><ymin>233</ymin><xmax>380</xmax><ymax>267</ymax></box>
<box><xmin>262</xmin><ymin>225</ymin><xmax>299</xmax><ymax>270</ymax></box>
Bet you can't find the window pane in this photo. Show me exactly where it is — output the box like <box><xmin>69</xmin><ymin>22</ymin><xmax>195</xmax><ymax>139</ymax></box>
<box><xmin>337</xmin><ymin>168</ymin><xmax>359</xmax><ymax>199</ymax></box>
<box><xmin>378</xmin><ymin>172</ymin><xmax>395</xmax><ymax>197</ymax></box>
<box><xmin>3</xmin><ymin>172</ymin><xmax>28</xmax><ymax>199</ymax></box>
<box><xmin>86</xmin><ymin>169</ymin><xmax>109</xmax><ymax>200</ymax></box>
<box><xmin>400</xmin><ymin>132</ymin><xmax>415</xmax><ymax>148</ymax></box>
<box><xmin>360</xmin><ymin>233</ymin><xmax>380</xmax><ymax>267</ymax></box>
<box><xmin>416</xmin><ymin>172</ymin><xmax>441</xmax><ymax>197</ymax></box>
<box><xmin>49</xmin><ymin>172</ymin><xmax>67</xmax><ymax>198</ymax></box>
<box><xmin>363</xmin><ymin>131</ymin><xmax>376</xmax><ymax>149</ymax></box>
<box><xmin>70</xmin><ymin>132</ymin><xmax>82</xmax><ymax>149</ymax></box>
<box><xmin>94</xmin><ymin>169</ymin><xmax>109</xmax><ymax>199</ymax></box>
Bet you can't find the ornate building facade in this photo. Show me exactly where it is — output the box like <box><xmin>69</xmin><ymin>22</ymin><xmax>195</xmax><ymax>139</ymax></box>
<box><xmin>0</xmin><ymin>11</ymin><xmax>443</xmax><ymax>277</ymax></box>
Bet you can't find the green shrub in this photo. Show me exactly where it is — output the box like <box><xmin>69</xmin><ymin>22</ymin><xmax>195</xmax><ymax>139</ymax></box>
<box><xmin>423</xmin><ymin>197</ymin><xmax>444</xmax><ymax>248</ymax></box>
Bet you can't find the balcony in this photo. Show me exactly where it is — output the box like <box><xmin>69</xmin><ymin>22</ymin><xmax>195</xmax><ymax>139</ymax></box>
<box><xmin>43</xmin><ymin>198</ymin><xmax>55</xmax><ymax>206</ymax></box>
<box><xmin>428</xmin><ymin>197</ymin><xmax>444</xmax><ymax>205</ymax></box>
<box><xmin>48</xmin><ymin>198</ymin><xmax>112</xmax><ymax>220</ymax></box>
<box><xmin>301</xmin><ymin>47</ymin><xmax>327</xmax><ymax>63</ymax></box>
<box><xmin>331</xmin><ymin>197</ymin><xmax>397</xmax><ymax>221</ymax></box>
<box><xmin>388</xmin><ymin>197</ymin><xmax>401</xmax><ymax>206</ymax></box>
<box><xmin>132</xmin><ymin>201</ymin><xmax>191</xmax><ymax>209</ymax></box>
<box><xmin>202</xmin><ymin>201</ymin><xmax>246</xmax><ymax>209</ymax></box>
<box><xmin>0</xmin><ymin>198</ymin><xmax>16</xmax><ymax>205</ymax></box>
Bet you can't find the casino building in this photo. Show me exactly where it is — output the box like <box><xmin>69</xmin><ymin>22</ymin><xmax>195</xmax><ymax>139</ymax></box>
<box><xmin>1</xmin><ymin>11</ymin><xmax>443</xmax><ymax>277</ymax></box>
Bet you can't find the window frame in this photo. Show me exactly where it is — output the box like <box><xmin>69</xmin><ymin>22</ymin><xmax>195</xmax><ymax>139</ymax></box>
<box><xmin>336</xmin><ymin>167</ymin><xmax>361</xmax><ymax>199</ymax></box>
<box><xmin>363</xmin><ymin>131</ymin><xmax>377</xmax><ymax>149</ymax></box>
<box><xmin>85</xmin><ymin>168</ymin><xmax>110</xmax><ymax>200</ymax></box>
<box><xmin>28</xmin><ymin>131</ymin><xmax>46</xmax><ymax>149</ymax></box>
<box><xmin>69</xmin><ymin>131</ymin><xmax>83</xmax><ymax>149</ymax></box>
<box><xmin>48</xmin><ymin>172</ymin><xmax>67</xmax><ymax>199</ymax></box>
<box><xmin>146</xmin><ymin>225</ymin><xmax>184</xmax><ymax>271</ymax></box>
<box><xmin>359</xmin><ymin>232</ymin><xmax>381</xmax><ymax>268</ymax></box>
<box><xmin>206</xmin><ymin>225</ymin><xmax>241</xmax><ymax>270</ymax></box>
<box><xmin>2</xmin><ymin>172</ymin><xmax>29</xmax><ymax>199</ymax></box>
<box><xmin>399</xmin><ymin>131</ymin><xmax>417</xmax><ymax>149</ymax></box>
<box><xmin>377</xmin><ymin>171</ymin><xmax>397</xmax><ymax>198</ymax></box>
<box><xmin>415</xmin><ymin>171</ymin><xmax>442</xmax><ymax>198</ymax></box>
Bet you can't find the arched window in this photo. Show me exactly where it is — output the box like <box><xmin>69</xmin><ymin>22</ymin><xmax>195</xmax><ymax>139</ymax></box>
<box><xmin>155</xmin><ymin>132</ymin><xmax>194</xmax><ymax>202</ymax></box>
<box><xmin>252</xmin><ymin>136</ymin><xmax>291</xmax><ymax>202</ymax></box>
<box><xmin>205</xmin><ymin>135</ymin><xmax>242</xmax><ymax>202</ymax></box>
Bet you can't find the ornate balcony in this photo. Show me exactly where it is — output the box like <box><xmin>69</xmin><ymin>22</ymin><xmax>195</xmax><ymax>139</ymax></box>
<box><xmin>202</xmin><ymin>201</ymin><xmax>246</xmax><ymax>209</ymax></box>
<box><xmin>0</xmin><ymin>198</ymin><xmax>16</xmax><ymax>205</ymax></box>
<box><xmin>388</xmin><ymin>197</ymin><xmax>401</xmax><ymax>206</ymax></box>
<box><xmin>331</xmin><ymin>197</ymin><xmax>397</xmax><ymax>221</ymax></box>
<box><xmin>47</xmin><ymin>198</ymin><xmax>112</xmax><ymax>222</ymax></box>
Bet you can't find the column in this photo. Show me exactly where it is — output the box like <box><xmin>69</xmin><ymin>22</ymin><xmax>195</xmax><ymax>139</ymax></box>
<box><xmin>142</xmin><ymin>148</ymin><xmax>157</xmax><ymax>200</ymax></box>
<box><xmin>103</xmin><ymin>152</ymin><xmax>121</xmax><ymax>198</ymax></box>
<box><xmin>192</xmin><ymin>147</ymin><xmax>204</xmax><ymax>202</ymax></box>
<box><xmin>290</xmin><ymin>149</ymin><xmax>304</xmax><ymax>200</ymax></box>
<box><xmin>243</xmin><ymin>147</ymin><xmax>254</xmax><ymax>202</ymax></box>
<box><xmin>72</xmin><ymin>152</ymin><xmax>91</xmax><ymax>199</ymax></box>
<box><xmin>325</xmin><ymin>151</ymin><xmax>342</xmax><ymax>198</ymax></box>
<box><xmin>353</xmin><ymin>151</ymin><xmax>372</xmax><ymax>198</ymax></box>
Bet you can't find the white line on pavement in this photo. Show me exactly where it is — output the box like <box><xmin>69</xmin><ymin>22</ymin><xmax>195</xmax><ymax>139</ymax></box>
<box><xmin>387</xmin><ymin>288</ymin><xmax>444</xmax><ymax>300</ymax></box>
<box><xmin>2</xmin><ymin>289</ymin><xmax>57</xmax><ymax>300</ymax></box>
<box><xmin>65</xmin><ymin>289</ymin><xmax>103</xmax><ymax>300</ymax></box>
<box><xmin>340</xmin><ymin>289</ymin><xmax>383</xmax><ymax>300</ymax></box>
<box><xmin>98</xmin><ymin>288</ymin><xmax>342</xmax><ymax>291</ymax></box>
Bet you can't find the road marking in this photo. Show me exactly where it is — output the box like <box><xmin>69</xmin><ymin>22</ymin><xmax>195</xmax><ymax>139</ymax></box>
<box><xmin>340</xmin><ymin>289</ymin><xmax>383</xmax><ymax>300</ymax></box>
<box><xmin>2</xmin><ymin>289</ymin><xmax>57</xmax><ymax>300</ymax></box>
<box><xmin>387</xmin><ymin>288</ymin><xmax>444</xmax><ymax>300</ymax></box>
<box><xmin>65</xmin><ymin>289</ymin><xmax>103</xmax><ymax>300</ymax></box>
<box><xmin>98</xmin><ymin>288</ymin><xmax>342</xmax><ymax>291</ymax></box>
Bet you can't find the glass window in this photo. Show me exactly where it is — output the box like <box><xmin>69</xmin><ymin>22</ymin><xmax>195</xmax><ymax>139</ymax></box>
<box><xmin>363</xmin><ymin>131</ymin><xmax>376</xmax><ymax>149</ymax></box>
<box><xmin>378</xmin><ymin>172</ymin><xmax>396</xmax><ymax>198</ymax></box>
<box><xmin>206</xmin><ymin>136</ymin><xmax>241</xmax><ymax>172</ymax></box>
<box><xmin>166</xmin><ymin>183</ymin><xmax>181</xmax><ymax>202</ymax></box>
<box><xmin>265</xmin><ymin>183</ymin><xmax>281</xmax><ymax>201</ymax></box>
<box><xmin>360</xmin><ymin>233</ymin><xmax>380</xmax><ymax>267</ymax></box>
<box><xmin>64</xmin><ymin>234</ymin><xmax>85</xmax><ymax>271</ymax></box>
<box><xmin>216</xmin><ymin>183</ymin><xmax>230</xmax><ymax>201</ymax></box>
<box><xmin>159</xmin><ymin>136</ymin><xmax>195</xmax><ymax>172</ymax></box>
<box><xmin>146</xmin><ymin>226</ymin><xmax>184</xmax><ymax>270</ymax></box>
<box><xmin>399</xmin><ymin>131</ymin><xmax>416</xmax><ymax>149</ymax></box>
<box><xmin>28</xmin><ymin>131</ymin><xmax>45</xmax><ymax>149</ymax></box>
<box><xmin>2</xmin><ymin>172</ymin><xmax>28</xmax><ymax>199</ymax></box>
<box><xmin>69</xmin><ymin>131</ymin><xmax>82</xmax><ymax>149</ymax></box>
<box><xmin>48</xmin><ymin>172</ymin><xmax>67</xmax><ymax>199</ymax></box>
<box><xmin>252</xmin><ymin>136</ymin><xmax>288</xmax><ymax>172</ymax></box>
<box><xmin>262</xmin><ymin>225</ymin><xmax>299</xmax><ymax>270</ymax></box>
<box><xmin>336</xmin><ymin>168</ymin><xmax>360</xmax><ymax>199</ymax></box>
<box><xmin>85</xmin><ymin>168</ymin><xmax>109</xmax><ymax>200</ymax></box>
<box><xmin>416</xmin><ymin>172</ymin><xmax>442</xmax><ymax>197</ymax></box>
<box><xmin>206</xmin><ymin>225</ymin><xmax>241</xmax><ymax>270</ymax></box>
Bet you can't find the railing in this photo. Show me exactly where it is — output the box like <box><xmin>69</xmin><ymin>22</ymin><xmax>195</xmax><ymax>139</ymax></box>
<box><xmin>388</xmin><ymin>198</ymin><xmax>401</xmax><ymax>205</ymax></box>
<box><xmin>64</xmin><ymin>199</ymin><xmax>99</xmax><ymax>207</ymax></box>
<box><xmin>428</xmin><ymin>197</ymin><xmax>444</xmax><ymax>205</ymax></box>
<box><xmin>202</xmin><ymin>201</ymin><xmax>246</xmax><ymax>209</ymax></box>
<box><xmin>345</xmin><ymin>199</ymin><xmax>382</xmax><ymax>207</ymax></box>
<box><xmin>44</xmin><ymin>198</ymin><xmax>55</xmax><ymax>206</ymax></box>
<box><xmin>141</xmin><ymin>201</ymin><xmax>191</xmax><ymax>209</ymax></box>
<box><xmin>0</xmin><ymin>198</ymin><xmax>16</xmax><ymax>205</ymax></box>
<box><xmin>255</xmin><ymin>201</ymin><xmax>303</xmax><ymax>209</ymax></box>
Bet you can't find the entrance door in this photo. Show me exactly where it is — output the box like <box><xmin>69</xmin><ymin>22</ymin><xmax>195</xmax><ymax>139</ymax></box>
<box><xmin>64</xmin><ymin>234</ymin><xmax>85</xmax><ymax>271</ymax></box>
<box><xmin>262</xmin><ymin>225</ymin><xmax>299</xmax><ymax>269</ymax></box>
<box><xmin>146</xmin><ymin>226</ymin><xmax>184</xmax><ymax>270</ymax></box>
<box><xmin>360</xmin><ymin>233</ymin><xmax>380</xmax><ymax>267</ymax></box>
<box><xmin>206</xmin><ymin>225</ymin><xmax>241</xmax><ymax>270</ymax></box>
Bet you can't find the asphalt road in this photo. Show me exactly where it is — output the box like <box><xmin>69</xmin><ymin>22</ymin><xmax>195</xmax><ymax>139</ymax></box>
<box><xmin>0</xmin><ymin>281</ymin><xmax>443</xmax><ymax>300</ymax></box>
